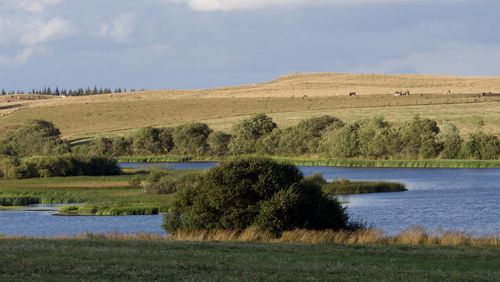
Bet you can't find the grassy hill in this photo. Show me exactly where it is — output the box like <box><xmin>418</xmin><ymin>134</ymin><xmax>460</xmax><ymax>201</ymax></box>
<box><xmin>1</xmin><ymin>73</ymin><xmax>499</xmax><ymax>140</ymax></box>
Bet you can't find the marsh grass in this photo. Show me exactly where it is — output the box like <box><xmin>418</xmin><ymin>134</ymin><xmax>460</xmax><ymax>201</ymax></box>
<box><xmin>164</xmin><ymin>227</ymin><xmax>500</xmax><ymax>248</ymax></box>
<box><xmin>322</xmin><ymin>180</ymin><xmax>407</xmax><ymax>194</ymax></box>
<box><xmin>0</xmin><ymin>174</ymin><xmax>176</xmax><ymax>215</ymax></box>
<box><xmin>0</xmin><ymin>196</ymin><xmax>40</xmax><ymax>206</ymax></box>
<box><xmin>273</xmin><ymin>157</ymin><xmax>500</xmax><ymax>168</ymax></box>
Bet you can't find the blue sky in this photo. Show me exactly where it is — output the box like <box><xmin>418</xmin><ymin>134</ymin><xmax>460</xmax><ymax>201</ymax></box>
<box><xmin>0</xmin><ymin>0</ymin><xmax>499</xmax><ymax>90</ymax></box>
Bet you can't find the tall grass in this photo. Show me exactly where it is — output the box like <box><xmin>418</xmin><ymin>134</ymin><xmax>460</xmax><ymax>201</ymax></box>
<box><xmin>164</xmin><ymin>227</ymin><xmax>500</xmax><ymax>248</ymax></box>
<box><xmin>273</xmin><ymin>157</ymin><xmax>500</xmax><ymax>168</ymax></box>
<box><xmin>322</xmin><ymin>180</ymin><xmax>407</xmax><ymax>195</ymax></box>
<box><xmin>116</xmin><ymin>156</ymin><xmax>193</xmax><ymax>163</ymax></box>
<box><xmin>0</xmin><ymin>197</ymin><xmax>40</xmax><ymax>206</ymax></box>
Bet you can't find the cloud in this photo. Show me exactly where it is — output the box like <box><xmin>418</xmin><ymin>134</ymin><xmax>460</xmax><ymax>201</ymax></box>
<box><xmin>163</xmin><ymin>0</ymin><xmax>447</xmax><ymax>11</ymax></box>
<box><xmin>0</xmin><ymin>46</ymin><xmax>44</xmax><ymax>65</ymax></box>
<box><xmin>20</xmin><ymin>18</ymin><xmax>75</xmax><ymax>45</ymax></box>
<box><xmin>0</xmin><ymin>0</ymin><xmax>63</xmax><ymax>13</ymax></box>
<box><xmin>97</xmin><ymin>14</ymin><xmax>135</xmax><ymax>42</ymax></box>
<box><xmin>0</xmin><ymin>17</ymin><xmax>76</xmax><ymax>46</ymax></box>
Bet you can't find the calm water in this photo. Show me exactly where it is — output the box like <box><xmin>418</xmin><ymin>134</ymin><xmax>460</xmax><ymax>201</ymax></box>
<box><xmin>1</xmin><ymin>162</ymin><xmax>499</xmax><ymax>237</ymax></box>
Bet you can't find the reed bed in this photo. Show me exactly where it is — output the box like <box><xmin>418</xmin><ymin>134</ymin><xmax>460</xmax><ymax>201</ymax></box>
<box><xmin>0</xmin><ymin>196</ymin><xmax>40</xmax><ymax>206</ymax></box>
<box><xmin>62</xmin><ymin>227</ymin><xmax>500</xmax><ymax>249</ymax></box>
<box><xmin>322</xmin><ymin>180</ymin><xmax>407</xmax><ymax>194</ymax></box>
<box><xmin>279</xmin><ymin>158</ymin><xmax>500</xmax><ymax>168</ymax></box>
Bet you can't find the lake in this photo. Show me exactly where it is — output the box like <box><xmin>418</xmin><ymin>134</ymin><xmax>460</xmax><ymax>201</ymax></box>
<box><xmin>1</xmin><ymin>162</ymin><xmax>499</xmax><ymax>237</ymax></box>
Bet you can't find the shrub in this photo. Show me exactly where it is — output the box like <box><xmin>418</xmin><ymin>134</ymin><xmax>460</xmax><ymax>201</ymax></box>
<box><xmin>164</xmin><ymin>158</ymin><xmax>349</xmax><ymax>234</ymax></box>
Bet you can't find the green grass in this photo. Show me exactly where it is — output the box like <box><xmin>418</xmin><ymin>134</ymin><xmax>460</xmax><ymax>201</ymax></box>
<box><xmin>322</xmin><ymin>180</ymin><xmax>407</xmax><ymax>195</ymax></box>
<box><xmin>1</xmin><ymin>239</ymin><xmax>500</xmax><ymax>281</ymax></box>
<box><xmin>0</xmin><ymin>174</ymin><xmax>176</xmax><ymax>215</ymax></box>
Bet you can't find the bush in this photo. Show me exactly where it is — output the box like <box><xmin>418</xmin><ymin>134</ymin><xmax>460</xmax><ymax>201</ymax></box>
<box><xmin>163</xmin><ymin>158</ymin><xmax>349</xmax><ymax>234</ymax></box>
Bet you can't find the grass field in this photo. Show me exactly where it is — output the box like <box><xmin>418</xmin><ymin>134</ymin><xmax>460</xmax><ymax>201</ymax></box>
<box><xmin>1</xmin><ymin>238</ymin><xmax>500</xmax><ymax>281</ymax></box>
<box><xmin>0</xmin><ymin>174</ymin><xmax>175</xmax><ymax>215</ymax></box>
<box><xmin>1</xmin><ymin>73</ymin><xmax>500</xmax><ymax>140</ymax></box>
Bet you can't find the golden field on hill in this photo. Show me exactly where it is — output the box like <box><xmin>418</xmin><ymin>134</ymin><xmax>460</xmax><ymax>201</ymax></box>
<box><xmin>1</xmin><ymin>73</ymin><xmax>499</xmax><ymax>140</ymax></box>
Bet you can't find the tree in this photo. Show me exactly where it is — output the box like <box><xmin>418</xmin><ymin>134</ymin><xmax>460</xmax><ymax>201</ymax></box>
<box><xmin>319</xmin><ymin>122</ymin><xmax>360</xmax><ymax>158</ymax></box>
<box><xmin>172</xmin><ymin>123</ymin><xmax>212</xmax><ymax>155</ymax></box>
<box><xmin>400</xmin><ymin>116</ymin><xmax>442</xmax><ymax>159</ymax></box>
<box><xmin>229</xmin><ymin>114</ymin><xmax>277</xmax><ymax>154</ymax></box>
<box><xmin>208</xmin><ymin>131</ymin><xmax>232</xmax><ymax>156</ymax></box>
<box><xmin>0</xmin><ymin>119</ymin><xmax>69</xmax><ymax>156</ymax></box>
<box><xmin>163</xmin><ymin>158</ymin><xmax>349</xmax><ymax>234</ymax></box>
<box><xmin>439</xmin><ymin>123</ymin><xmax>463</xmax><ymax>159</ymax></box>
<box><xmin>132</xmin><ymin>127</ymin><xmax>163</xmax><ymax>154</ymax></box>
<box><xmin>461</xmin><ymin>132</ymin><xmax>500</xmax><ymax>160</ymax></box>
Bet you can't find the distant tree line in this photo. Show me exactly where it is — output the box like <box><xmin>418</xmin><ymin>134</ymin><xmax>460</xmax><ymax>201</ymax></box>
<box><xmin>72</xmin><ymin>114</ymin><xmax>498</xmax><ymax>160</ymax></box>
<box><xmin>1</xmin><ymin>116</ymin><xmax>499</xmax><ymax>160</ymax></box>
<box><xmin>0</xmin><ymin>86</ymin><xmax>145</xmax><ymax>96</ymax></box>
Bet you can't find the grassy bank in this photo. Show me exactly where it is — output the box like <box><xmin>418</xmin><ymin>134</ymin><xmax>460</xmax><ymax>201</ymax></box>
<box><xmin>0</xmin><ymin>174</ymin><xmax>175</xmax><ymax>215</ymax></box>
<box><xmin>322</xmin><ymin>180</ymin><xmax>407</xmax><ymax>195</ymax></box>
<box><xmin>1</xmin><ymin>237</ymin><xmax>500</xmax><ymax>281</ymax></box>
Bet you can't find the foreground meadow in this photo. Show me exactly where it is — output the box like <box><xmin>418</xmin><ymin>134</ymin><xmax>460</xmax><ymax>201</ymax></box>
<box><xmin>1</xmin><ymin>238</ymin><xmax>499</xmax><ymax>281</ymax></box>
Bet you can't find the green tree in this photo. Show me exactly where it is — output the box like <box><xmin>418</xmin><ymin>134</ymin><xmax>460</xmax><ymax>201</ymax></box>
<box><xmin>229</xmin><ymin>114</ymin><xmax>277</xmax><ymax>154</ymax></box>
<box><xmin>439</xmin><ymin>123</ymin><xmax>463</xmax><ymax>159</ymax></box>
<box><xmin>0</xmin><ymin>120</ymin><xmax>69</xmax><ymax>156</ymax></box>
<box><xmin>319</xmin><ymin>123</ymin><xmax>359</xmax><ymax>158</ymax></box>
<box><xmin>172</xmin><ymin>123</ymin><xmax>212</xmax><ymax>155</ymax></box>
<box><xmin>400</xmin><ymin>116</ymin><xmax>442</xmax><ymax>159</ymax></box>
<box><xmin>208</xmin><ymin>131</ymin><xmax>232</xmax><ymax>156</ymax></box>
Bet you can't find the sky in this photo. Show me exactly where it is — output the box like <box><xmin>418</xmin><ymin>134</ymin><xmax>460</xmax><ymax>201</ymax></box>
<box><xmin>1</xmin><ymin>0</ymin><xmax>500</xmax><ymax>90</ymax></box>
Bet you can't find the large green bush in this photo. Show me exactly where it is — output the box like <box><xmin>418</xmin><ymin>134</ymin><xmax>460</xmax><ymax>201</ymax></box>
<box><xmin>163</xmin><ymin>158</ymin><xmax>349</xmax><ymax>234</ymax></box>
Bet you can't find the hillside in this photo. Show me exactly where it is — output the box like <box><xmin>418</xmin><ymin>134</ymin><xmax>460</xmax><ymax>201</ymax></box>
<box><xmin>1</xmin><ymin>73</ymin><xmax>499</xmax><ymax>140</ymax></box>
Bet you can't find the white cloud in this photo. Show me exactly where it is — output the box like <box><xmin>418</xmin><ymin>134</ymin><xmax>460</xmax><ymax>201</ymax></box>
<box><xmin>0</xmin><ymin>17</ymin><xmax>75</xmax><ymax>46</ymax></box>
<box><xmin>0</xmin><ymin>46</ymin><xmax>44</xmax><ymax>65</ymax></box>
<box><xmin>163</xmin><ymin>0</ymin><xmax>452</xmax><ymax>11</ymax></box>
<box><xmin>20</xmin><ymin>18</ymin><xmax>75</xmax><ymax>45</ymax></box>
<box><xmin>97</xmin><ymin>14</ymin><xmax>135</xmax><ymax>42</ymax></box>
<box><xmin>0</xmin><ymin>0</ymin><xmax>72</xmax><ymax>65</ymax></box>
<box><xmin>1</xmin><ymin>0</ymin><xmax>63</xmax><ymax>13</ymax></box>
